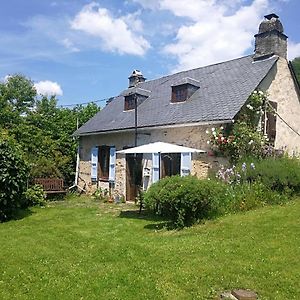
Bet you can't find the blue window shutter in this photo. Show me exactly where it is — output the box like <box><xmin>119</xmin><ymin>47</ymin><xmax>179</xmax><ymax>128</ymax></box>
<box><xmin>181</xmin><ymin>152</ymin><xmax>191</xmax><ymax>176</ymax></box>
<box><xmin>109</xmin><ymin>147</ymin><xmax>116</xmax><ymax>182</ymax></box>
<box><xmin>91</xmin><ymin>147</ymin><xmax>98</xmax><ymax>181</ymax></box>
<box><xmin>152</xmin><ymin>152</ymin><xmax>160</xmax><ymax>183</ymax></box>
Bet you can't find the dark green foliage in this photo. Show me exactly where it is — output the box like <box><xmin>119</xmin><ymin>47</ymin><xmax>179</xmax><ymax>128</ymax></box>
<box><xmin>237</xmin><ymin>156</ymin><xmax>300</xmax><ymax>195</ymax></box>
<box><xmin>0</xmin><ymin>75</ymin><xmax>100</xmax><ymax>186</ymax></box>
<box><xmin>144</xmin><ymin>176</ymin><xmax>228</xmax><ymax>227</ymax></box>
<box><xmin>144</xmin><ymin>157</ymin><xmax>298</xmax><ymax>228</ymax></box>
<box><xmin>23</xmin><ymin>184</ymin><xmax>46</xmax><ymax>207</ymax></box>
<box><xmin>0</xmin><ymin>74</ymin><xmax>100</xmax><ymax>218</ymax></box>
<box><xmin>22</xmin><ymin>97</ymin><xmax>100</xmax><ymax>184</ymax></box>
<box><xmin>291</xmin><ymin>57</ymin><xmax>300</xmax><ymax>83</ymax></box>
<box><xmin>0</xmin><ymin>134</ymin><xmax>29</xmax><ymax>221</ymax></box>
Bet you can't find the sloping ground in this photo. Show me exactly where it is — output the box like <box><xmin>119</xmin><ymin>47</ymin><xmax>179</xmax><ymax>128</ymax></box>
<box><xmin>0</xmin><ymin>197</ymin><xmax>299</xmax><ymax>300</ymax></box>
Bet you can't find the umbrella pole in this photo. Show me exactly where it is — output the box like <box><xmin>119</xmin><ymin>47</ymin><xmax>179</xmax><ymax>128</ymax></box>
<box><xmin>158</xmin><ymin>152</ymin><xmax>161</xmax><ymax>180</ymax></box>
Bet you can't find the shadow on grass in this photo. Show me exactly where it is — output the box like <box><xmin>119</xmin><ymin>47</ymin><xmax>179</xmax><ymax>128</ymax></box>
<box><xmin>1</xmin><ymin>208</ymin><xmax>34</xmax><ymax>223</ymax></box>
<box><xmin>119</xmin><ymin>209</ymin><xmax>176</xmax><ymax>230</ymax></box>
<box><xmin>46</xmin><ymin>193</ymin><xmax>67</xmax><ymax>201</ymax></box>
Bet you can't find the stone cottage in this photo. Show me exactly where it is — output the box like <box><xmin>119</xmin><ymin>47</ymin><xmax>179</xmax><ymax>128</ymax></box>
<box><xmin>74</xmin><ymin>14</ymin><xmax>300</xmax><ymax>200</ymax></box>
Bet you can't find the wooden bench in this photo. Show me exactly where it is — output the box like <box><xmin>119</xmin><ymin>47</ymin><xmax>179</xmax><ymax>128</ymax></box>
<box><xmin>34</xmin><ymin>178</ymin><xmax>66</xmax><ymax>195</ymax></box>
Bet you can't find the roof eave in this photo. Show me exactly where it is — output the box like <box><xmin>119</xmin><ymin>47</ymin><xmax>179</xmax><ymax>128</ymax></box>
<box><xmin>74</xmin><ymin>119</ymin><xmax>233</xmax><ymax>137</ymax></box>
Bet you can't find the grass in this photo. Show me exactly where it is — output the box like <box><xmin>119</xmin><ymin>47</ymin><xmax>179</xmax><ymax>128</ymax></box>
<box><xmin>0</xmin><ymin>195</ymin><xmax>299</xmax><ymax>300</ymax></box>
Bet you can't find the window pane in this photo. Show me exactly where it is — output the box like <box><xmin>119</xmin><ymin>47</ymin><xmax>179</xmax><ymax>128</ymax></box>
<box><xmin>99</xmin><ymin>146</ymin><xmax>110</xmax><ymax>179</ymax></box>
<box><xmin>124</xmin><ymin>95</ymin><xmax>135</xmax><ymax>110</ymax></box>
<box><xmin>171</xmin><ymin>85</ymin><xmax>188</xmax><ymax>102</ymax></box>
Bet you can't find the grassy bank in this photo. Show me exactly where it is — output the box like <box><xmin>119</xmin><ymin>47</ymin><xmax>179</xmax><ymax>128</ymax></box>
<box><xmin>0</xmin><ymin>196</ymin><xmax>299</xmax><ymax>299</ymax></box>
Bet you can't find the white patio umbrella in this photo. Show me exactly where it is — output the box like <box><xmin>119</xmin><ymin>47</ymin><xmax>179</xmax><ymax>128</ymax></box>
<box><xmin>117</xmin><ymin>142</ymin><xmax>205</xmax><ymax>184</ymax></box>
<box><xmin>116</xmin><ymin>141</ymin><xmax>205</xmax><ymax>154</ymax></box>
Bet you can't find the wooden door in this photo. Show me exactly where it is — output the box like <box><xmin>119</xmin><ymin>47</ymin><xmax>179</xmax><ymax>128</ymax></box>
<box><xmin>126</xmin><ymin>154</ymin><xmax>143</xmax><ymax>201</ymax></box>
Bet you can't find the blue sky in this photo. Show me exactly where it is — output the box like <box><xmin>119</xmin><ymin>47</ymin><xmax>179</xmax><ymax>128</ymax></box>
<box><xmin>0</xmin><ymin>0</ymin><xmax>299</xmax><ymax>106</ymax></box>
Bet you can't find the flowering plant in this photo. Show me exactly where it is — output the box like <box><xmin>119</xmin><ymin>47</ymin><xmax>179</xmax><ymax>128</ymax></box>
<box><xmin>207</xmin><ymin>90</ymin><xmax>271</xmax><ymax>161</ymax></box>
<box><xmin>216</xmin><ymin>161</ymin><xmax>256</xmax><ymax>185</ymax></box>
<box><xmin>238</xmin><ymin>90</ymin><xmax>267</xmax><ymax>129</ymax></box>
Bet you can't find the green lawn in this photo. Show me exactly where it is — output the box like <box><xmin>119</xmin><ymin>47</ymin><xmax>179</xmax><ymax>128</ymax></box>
<box><xmin>0</xmin><ymin>196</ymin><xmax>299</xmax><ymax>300</ymax></box>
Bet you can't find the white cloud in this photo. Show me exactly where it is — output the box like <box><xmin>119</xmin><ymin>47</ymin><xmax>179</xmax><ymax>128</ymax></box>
<box><xmin>71</xmin><ymin>2</ymin><xmax>150</xmax><ymax>56</ymax></box>
<box><xmin>161</xmin><ymin>0</ymin><xmax>270</xmax><ymax>71</ymax></box>
<box><xmin>132</xmin><ymin>0</ymin><xmax>270</xmax><ymax>71</ymax></box>
<box><xmin>34</xmin><ymin>80</ymin><xmax>63</xmax><ymax>96</ymax></box>
<box><xmin>61</xmin><ymin>38</ymin><xmax>80</xmax><ymax>52</ymax></box>
<box><xmin>121</xmin><ymin>11</ymin><xmax>144</xmax><ymax>33</ymax></box>
<box><xmin>160</xmin><ymin>0</ymin><xmax>226</xmax><ymax>21</ymax></box>
<box><xmin>288</xmin><ymin>41</ymin><xmax>300</xmax><ymax>60</ymax></box>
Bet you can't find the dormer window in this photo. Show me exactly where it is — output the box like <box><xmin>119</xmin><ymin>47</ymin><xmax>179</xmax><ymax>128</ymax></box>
<box><xmin>123</xmin><ymin>88</ymin><xmax>151</xmax><ymax>111</ymax></box>
<box><xmin>171</xmin><ymin>77</ymin><xmax>200</xmax><ymax>103</ymax></box>
<box><xmin>124</xmin><ymin>95</ymin><xmax>135</xmax><ymax>111</ymax></box>
<box><xmin>172</xmin><ymin>84</ymin><xmax>188</xmax><ymax>102</ymax></box>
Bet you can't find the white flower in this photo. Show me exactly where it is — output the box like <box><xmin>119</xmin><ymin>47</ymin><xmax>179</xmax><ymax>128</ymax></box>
<box><xmin>221</xmin><ymin>136</ymin><xmax>224</xmax><ymax>141</ymax></box>
<box><xmin>242</xmin><ymin>162</ymin><xmax>247</xmax><ymax>171</ymax></box>
<box><xmin>211</xmin><ymin>127</ymin><xmax>215</xmax><ymax>132</ymax></box>
<box><xmin>220</xmin><ymin>126</ymin><xmax>224</xmax><ymax>130</ymax></box>
<box><xmin>253</xmin><ymin>90</ymin><xmax>258</xmax><ymax>94</ymax></box>
<box><xmin>248</xmin><ymin>140</ymin><xmax>254</xmax><ymax>145</ymax></box>
<box><xmin>205</xmin><ymin>130</ymin><xmax>209</xmax><ymax>134</ymax></box>
<box><xmin>215</xmin><ymin>136</ymin><xmax>218</xmax><ymax>140</ymax></box>
<box><xmin>232</xmin><ymin>119</ymin><xmax>235</xmax><ymax>123</ymax></box>
<box><xmin>207</xmin><ymin>141</ymin><xmax>210</xmax><ymax>144</ymax></box>
<box><xmin>259</xmin><ymin>91</ymin><xmax>264</xmax><ymax>95</ymax></box>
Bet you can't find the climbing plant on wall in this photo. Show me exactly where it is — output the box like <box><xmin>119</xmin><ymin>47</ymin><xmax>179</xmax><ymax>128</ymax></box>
<box><xmin>207</xmin><ymin>91</ymin><xmax>271</xmax><ymax>162</ymax></box>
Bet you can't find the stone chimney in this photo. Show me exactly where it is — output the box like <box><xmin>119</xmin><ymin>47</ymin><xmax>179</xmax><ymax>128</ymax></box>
<box><xmin>254</xmin><ymin>13</ymin><xmax>287</xmax><ymax>60</ymax></box>
<box><xmin>128</xmin><ymin>70</ymin><xmax>146</xmax><ymax>88</ymax></box>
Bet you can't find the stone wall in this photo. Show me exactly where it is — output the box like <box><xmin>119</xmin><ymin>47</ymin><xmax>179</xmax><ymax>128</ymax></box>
<box><xmin>254</xmin><ymin>31</ymin><xmax>287</xmax><ymax>59</ymax></box>
<box><xmin>78</xmin><ymin>124</ymin><xmax>227</xmax><ymax>195</ymax></box>
<box><xmin>259</xmin><ymin>57</ymin><xmax>300</xmax><ymax>155</ymax></box>
<box><xmin>78</xmin><ymin>131</ymin><xmax>134</xmax><ymax>194</ymax></box>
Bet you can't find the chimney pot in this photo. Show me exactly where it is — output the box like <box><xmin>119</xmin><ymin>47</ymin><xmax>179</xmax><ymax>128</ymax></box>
<box><xmin>254</xmin><ymin>14</ymin><xmax>287</xmax><ymax>60</ymax></box>
<box><xmin>128</xmin><ymin>69</ymin><xmax>146</xmax><ymax>88</ymax></box>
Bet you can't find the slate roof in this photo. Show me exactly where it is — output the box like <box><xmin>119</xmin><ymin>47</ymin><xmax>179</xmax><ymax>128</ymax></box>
<box><xmin>74</xmin><ymin>55</ymin><xmax>278</xmax><ymax>136</ymax></box>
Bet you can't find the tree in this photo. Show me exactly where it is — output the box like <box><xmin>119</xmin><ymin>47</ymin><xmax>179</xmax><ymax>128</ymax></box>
<box><xmin>291</xmin><ymin>57</ymin><xmax>300</xmax><ymax>83</ymax></box>
<box><xmin>1</xmin><ymin>74</ymin><xmax>100</xmax><ymax>186</ymax></box>
<box><xmin>0</xmin><ymin>131</ymin><xmax>29</xmax><ymax>221</ymax></box>
<box><xmin>24</xmin><ymin>98</ymin><xmax>100</xmax><ymax>184</ymax></box>
<box><xmin>0</xmin><ymin>75</ymin><xmax>36</xmax><ymax>128</ymax></box>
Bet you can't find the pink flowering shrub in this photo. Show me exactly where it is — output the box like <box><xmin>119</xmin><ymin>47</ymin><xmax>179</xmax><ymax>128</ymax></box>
<box><xmin>206</xmin><ymin>91</ymin><xmax>274</xmax><ymax>162</ymax></box>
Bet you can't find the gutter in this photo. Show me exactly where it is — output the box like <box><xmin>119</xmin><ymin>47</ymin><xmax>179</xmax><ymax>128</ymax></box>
<box><xmin>75</xmin><ymin>119</ymin><xmax>233</xmax><ymax>137</ymax></box>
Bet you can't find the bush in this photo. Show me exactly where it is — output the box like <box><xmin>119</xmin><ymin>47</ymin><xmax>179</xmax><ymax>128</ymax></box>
<box><xmin>227</xmin><ymin>182</ymin><xmax>287</xmax><ymax>212</ymax></box>
<box><xmin>23</xmin><ymin>184</ymin><xmax>46</xmax><ymax>206</ymax></box>
<box><xmin>237</xmin><ymin>157</ymin><xmax>300</xmax><ymax>195</ymax></box>
<box><xmin>0</xmin><ymin>136</ymin><xmax>29</xmax><ymax>221</ymax></box>
<box><xmin>92</xmin><ymin>187</ymin><xmax>109</xmax><ymax>202</ymax></box>
<box><xmin>144</xmin><ymin>176</ymin><xmax>228</xmax><ymax>228</ymax></box>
